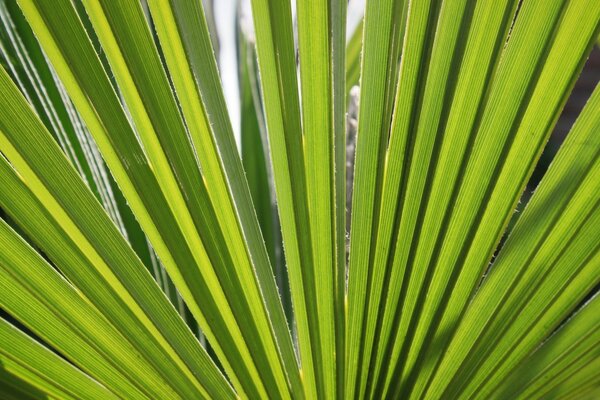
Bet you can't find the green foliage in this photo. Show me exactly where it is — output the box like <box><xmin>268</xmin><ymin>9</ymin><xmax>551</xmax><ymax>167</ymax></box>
<box><xmin>0</xmin><ymin>0</ymin><xmax>598</xmax><ymax>399</ymax></box>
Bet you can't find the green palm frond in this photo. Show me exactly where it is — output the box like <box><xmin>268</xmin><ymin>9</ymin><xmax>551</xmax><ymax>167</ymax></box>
<box><xmin>0</xmin><ymin>0</ymin><xmax>598</xmax><ymax>399</ymax></box>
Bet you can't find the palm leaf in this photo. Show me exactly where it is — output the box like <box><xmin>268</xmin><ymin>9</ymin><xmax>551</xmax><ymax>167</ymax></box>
<box><xmin>0</xmin><ymin>318</ymin><xmax>117</xmax><ymax>400</ymax></box>
<box><xmin>1</xmin><ymin>0</ymin><xmax>598</xmax><ymax>398</ymax></box>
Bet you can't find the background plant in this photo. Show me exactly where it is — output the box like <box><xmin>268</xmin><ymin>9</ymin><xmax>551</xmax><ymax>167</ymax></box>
<box><xmin>0</xmin><ymin>0</ymin><xmax>599</xmax><ymax>399</ymax></box>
